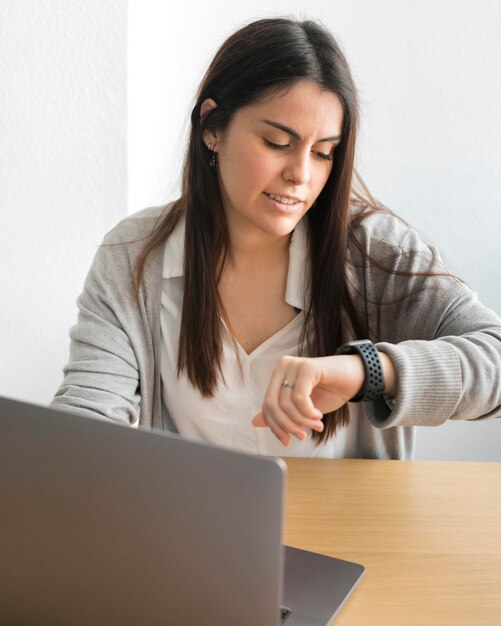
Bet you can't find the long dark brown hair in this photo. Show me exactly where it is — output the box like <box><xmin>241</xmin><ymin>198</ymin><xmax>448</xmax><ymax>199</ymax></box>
<box><xmin>133</xmin><ymin>18</ymin><xmax>443</xmax><ymax>443</ymax></box>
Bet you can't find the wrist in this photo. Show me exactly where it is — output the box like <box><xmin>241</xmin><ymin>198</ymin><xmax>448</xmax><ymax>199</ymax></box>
<box><xmin>317</xmin><ymin>354</ymin><xmax>366</xmax><ymax>402</ymax></box>
<box><xmin>379</xmin><ymin>351</ymin><xmax>397</xmax><ymax>398</ymax></box>
<box><xmin>329</xmin><ymin>354</ymin><xmax>366</xmax><ymax>401</ymax></box>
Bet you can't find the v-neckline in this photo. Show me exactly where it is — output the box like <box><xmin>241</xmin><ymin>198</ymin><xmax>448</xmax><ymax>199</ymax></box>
<box><xmin>220</xmin><ymin>310</ymin><xmax>304</xmax><ymax>359</ymax></box>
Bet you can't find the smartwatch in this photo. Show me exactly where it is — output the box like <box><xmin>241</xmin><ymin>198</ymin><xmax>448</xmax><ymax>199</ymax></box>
<box><xmin>335</xmin><ymin>340</ymin><xmax>385</xmax><ymax>402</ymax></box>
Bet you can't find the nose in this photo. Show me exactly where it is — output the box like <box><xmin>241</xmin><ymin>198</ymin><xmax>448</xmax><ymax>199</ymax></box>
<box><xmin>282</xmin><ymin>148</ymin><xmax>311</xmax><ymax>186</ymax></box>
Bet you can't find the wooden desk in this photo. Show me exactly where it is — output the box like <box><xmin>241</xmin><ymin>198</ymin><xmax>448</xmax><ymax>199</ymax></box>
<box><xmin>283</xmin><ymin>459</ymin><xmax>501</xmax><ymax>626</ymax></box>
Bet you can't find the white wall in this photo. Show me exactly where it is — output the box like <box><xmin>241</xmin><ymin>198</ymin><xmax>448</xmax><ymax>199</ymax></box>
<box><xmin>0</xmin><ymin>1</ymin><xmax>127</xmax><ymax>403</ymax></box>
<box><xmin>128</xmin><ymin>0</ymin><xmax>501</xmax><ymax>461</ymax></box>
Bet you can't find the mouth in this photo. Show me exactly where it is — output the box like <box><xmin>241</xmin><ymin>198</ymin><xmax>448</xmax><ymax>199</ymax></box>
<box><xmin>263</xmin><ymin>192</ymin><xmax>304</xmax><ymax>206</ymax></box>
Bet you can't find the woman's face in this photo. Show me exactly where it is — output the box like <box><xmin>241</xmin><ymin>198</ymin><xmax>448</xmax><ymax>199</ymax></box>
<box><xmin>203</xmin><ymin>80</ymin><xmax>344</xmax><ymax>242</ymax></box>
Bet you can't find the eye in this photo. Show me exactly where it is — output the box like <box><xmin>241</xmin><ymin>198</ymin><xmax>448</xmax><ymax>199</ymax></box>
<box><xmin>314</xmin><ymin>151</ymin><xmax>334</xmax><ymax>162</ymax></box>
<box><xmin>263</xmin><ymin>138</ymin><xmax>336</xmax><ymax>162</ymax></box>
<box><xmin>263</xmin><ymin>138</ymin><xmax>289</xmax><ymax>150</ymax></box>
<box><xmin>264</xmin><ymin>138</ymin><xmax>335</xmax><ymax>161</ymax></box>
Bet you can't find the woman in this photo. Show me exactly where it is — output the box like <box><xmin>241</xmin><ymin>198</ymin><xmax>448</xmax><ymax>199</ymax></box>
<box><xmin>52</xmin><ymin>17</ymin><xmax>501</xmax><ymax>459</ymax></box>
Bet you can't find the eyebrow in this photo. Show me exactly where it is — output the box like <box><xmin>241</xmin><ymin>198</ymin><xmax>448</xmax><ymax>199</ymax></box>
<box><xmin>261</xmin><ymin>119</ymin><xmax>342</xmax><ymax>142</ymax></box>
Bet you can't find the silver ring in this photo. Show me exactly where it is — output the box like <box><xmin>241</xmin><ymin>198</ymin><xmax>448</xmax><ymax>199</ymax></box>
<box><xmin>281</xmin><ymin>379</ymin><xmax>295</xmax><ymax>389</ymax></box>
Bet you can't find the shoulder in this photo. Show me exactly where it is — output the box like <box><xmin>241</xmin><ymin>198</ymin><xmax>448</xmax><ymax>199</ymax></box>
<box><xmin>350</xmin><ymin>204</ymin><xmax>424</xmax><ymax>252</ymax></box>
<box><xmin>348</xmin><ymin>204</ymin><xmax>440</xmax><ymax>270</ymax></box>
<box><xmin>87</xmin><ymin>203</ymin><xmax>177</xmax><ymax>289</ymax></box>
<box><xmin>102</xmin><ymin>203</ymin><xmax>173</xmax><ymax>246</ymax></box>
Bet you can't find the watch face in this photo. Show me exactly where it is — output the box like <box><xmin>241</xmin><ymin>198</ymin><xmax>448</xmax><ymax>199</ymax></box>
<box><xmin>345</xmin><ymin>340</ymin><xmax>372</xmax><ymax>348</ymax></box>
<box><xmin>336</xmin><ymin>340</ymin><xmax>373</xmax><ymax>356</ymax></box>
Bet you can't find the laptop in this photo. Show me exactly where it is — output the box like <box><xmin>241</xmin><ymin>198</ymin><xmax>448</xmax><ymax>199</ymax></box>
<box><xmin>0</xmin><ymin>396</ymin><xmax>364</xmax><ymax>626</ymax></box>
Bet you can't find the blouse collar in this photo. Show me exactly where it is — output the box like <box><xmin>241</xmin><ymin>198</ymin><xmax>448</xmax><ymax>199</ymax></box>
<box><xmin>162</xmin><ymin>215</ymin><xmax>309</xmax><ymax>311</ymax></box>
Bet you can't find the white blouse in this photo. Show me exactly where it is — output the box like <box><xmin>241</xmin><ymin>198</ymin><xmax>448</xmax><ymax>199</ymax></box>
<box><xmin>159</xmin><ymin>216</ymin><xmax>359</xmax><ymax>458</ymax></box>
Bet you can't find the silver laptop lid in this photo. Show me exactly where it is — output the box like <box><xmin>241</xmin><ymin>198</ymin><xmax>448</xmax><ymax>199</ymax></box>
<box><xmin>0</xmin><ymin>396</ymin><xmax>287</xmax><ymax>626</ymax></box>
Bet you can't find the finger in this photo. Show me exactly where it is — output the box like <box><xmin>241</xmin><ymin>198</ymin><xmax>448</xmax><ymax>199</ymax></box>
<box><xmin>263</xmin><ymin>383</ymin><xmax>311</xmax><ymax>441</ymax></box>
<box><xmin>251</xmin><ymin>412</ymin><xmax>292</xmax><ymax>447</ymax></box>
<box><xmin>263</xmin><ymin>357</ymin><xmax>325</xmax><ymax>442</ymax></box>
<box><xmin>262</xmin><ymin>359</ymin><xmax>310</xmax><ymax>440</ymax></box>
<box><xmin>274</xmin><ymin>362</ymin><xmax>324</xmax><ymax>432</ymax></box>
<box><xmin>287</xmin><ymin>360</ymin><xmax>324</xmax><ymax>417</ymax></box>
<box><xmin>287</xmin><ymin>365</ymin><xmax>325</xmax><ymax>422</ymax></box>
<box><xmin>279</xmin><ymin>371</ymin><xmax>324</xmax><ymax>421</ymax></box>
<box><xmin>255</xmin><ymin>407</ymin><xmax>322</xmax><ymax>432</ymax></box>
<box><xmin>278</xmin><ymin>386</ymin><xmax>325</xmax><ymax>433</ymax></box>
<box><xmin>251</xmin><ymin>412</ymin><xmax>266</xmax><ymax>427</ymax></box>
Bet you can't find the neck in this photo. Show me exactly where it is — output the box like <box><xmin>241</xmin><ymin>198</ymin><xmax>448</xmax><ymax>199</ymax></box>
<box><xmin>225</xmin><ymin>220</ymin><xmax>292</xmax><ymax>272</ymax></box>
<box><xmin>229</xmin><ymin>236</ymin><xmax>290</xmax><ymax>271</ymax></box>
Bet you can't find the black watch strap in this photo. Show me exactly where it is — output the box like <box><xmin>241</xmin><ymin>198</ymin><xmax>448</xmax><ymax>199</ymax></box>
<box><xmin>335</xmin><ymin>340</ymin><xmax>385</xmax><ymax>402</ymax></box>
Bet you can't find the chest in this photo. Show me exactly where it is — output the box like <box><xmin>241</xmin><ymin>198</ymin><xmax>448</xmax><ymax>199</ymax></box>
<box><xmin>218</xmin><ymin>269</ymin><xmax>299</xmax><ymax>355</ymax></box>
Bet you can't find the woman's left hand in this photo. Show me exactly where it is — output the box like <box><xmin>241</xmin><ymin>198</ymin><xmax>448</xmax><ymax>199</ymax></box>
<box><xmin>251</xmin><ymin>354</ymin><xmax>366</xmax><ymax>446</ymax></box>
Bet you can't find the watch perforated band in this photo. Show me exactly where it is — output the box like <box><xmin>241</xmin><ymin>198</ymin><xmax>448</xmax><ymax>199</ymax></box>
<box><xmin>335</xmin><ymin>340</ymin><xmax>385</xmax><ymax>402</ymax></box>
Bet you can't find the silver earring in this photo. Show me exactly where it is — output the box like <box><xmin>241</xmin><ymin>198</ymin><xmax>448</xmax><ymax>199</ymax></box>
<box><xmin>208</xmin><ymin>143</ymin><xmax>216</xmax><ymax>168</ymax></box>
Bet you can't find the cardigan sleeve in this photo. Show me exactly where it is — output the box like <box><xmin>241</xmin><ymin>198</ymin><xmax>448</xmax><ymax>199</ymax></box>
<box><xmin>51</xmin><ymin>205</ymin><xmax>176</xmax><ymax>430</ymax></box>
<box><xmin>351</xmin><ymin>211</ymin><xmax>501</xmax><ymax>428</ymax></box>
<box><xmin>51</xmin><ymin>239</ymin><xmax>143</xmax><ymax>425</ymax></box>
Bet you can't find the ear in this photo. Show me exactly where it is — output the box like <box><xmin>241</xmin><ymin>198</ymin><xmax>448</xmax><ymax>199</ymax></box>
<box><xmin>200</xmin><ymin>98</ymin><xmax>220</xmax><ymax>150</ymax></box>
